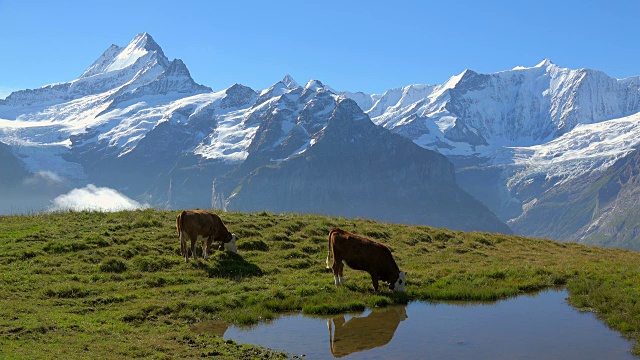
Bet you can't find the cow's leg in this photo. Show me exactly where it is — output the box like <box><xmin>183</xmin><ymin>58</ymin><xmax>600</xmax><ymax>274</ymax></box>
<box><xmin>180</xmin><ymin>231</ymin><xmax>188</xmax><ymax>262</ymax></box>
<box><xmin>203</xmin><ymin>237</ymin><xmax>212</xmax><ymax>260</ymax></box>
<box><xmin>371</xmin><ymin>274</ymin><xmax>380</xmax><ymax>292</ymax></box>
<box><xmin>331</xmin><ymin>256</ymin><xmax>342</xmax><ymax>286</ymax></box>
<box><xmin>338</xmin><ymin>260</ymin><xmax>345</xmax><ymax>285</ymax></box>
<box><xmin>191</xmin><ymin>237</ymin><xmax>198</xmax><ymax>260</ymax></box>
<box><xmin>332</xmin><ymin>270</ymin><xmax>340</xmax><ymax>286</ymax></box>
<box><xmin>185</xmin><ymin>233</ymin><xmax>197</xmax><ymax>262</ymax></box>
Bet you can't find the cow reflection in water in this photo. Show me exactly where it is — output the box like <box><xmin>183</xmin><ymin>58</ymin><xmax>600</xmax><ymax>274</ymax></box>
<box><xmin>327</xmin><ymin>306</ymin><xmax>408</xmax><ymax>358</ymax></box>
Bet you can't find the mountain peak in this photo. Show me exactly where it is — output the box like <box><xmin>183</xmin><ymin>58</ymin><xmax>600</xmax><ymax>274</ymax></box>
<box><xmin>534</xmin><ymin>58</ymin><xmax>555</xmax><ymax>68</ymax></box>
<box><xmin>439</xmin><ymin>68</ymin><xmax>474</xmax><ymax>90</ymax></box>
<box><xmin>282</xmin><ymin>74</ymin><xmax>299</xmax><ymax>89</ymax></box>
<box><xmin>333</xmin><ymin>97</ymin><xmax>369</xmax><ymax>122</ymax></box>
<box><xmin>221</xmin><ymin>83</ymin><xmax>257</xmax><ymax>108</ymax></box>
<box><xmin>460</xmin><ymin>68</ymin><xmax>478</xmax><ymax>77</ymax></box>
<box><xmin>164</xmin><ymin>58</ymin><xmax>189</xmax><ymax>76</ymax></box>
<box><xmin>157</xmin><ymin>58</ymin><xmax>211</xmax><ymax>92</ymax></box>
<box><xmin>80</xmin><ymin>32</ymin><xmax>169</xmax><ymax>79</ymax></box>
<box><xmin>130</xmin><ymin>32</ymin><xmax>164</xmax><ymax>54</ymax></box>
<box><xmin>111</xmin><ymin>32</ymin><xmax>167</xmax><ymax>71</ymax></box>
<box><xmin>300</xmin><ymin>79</ymin><xmax>326</xmax><ymax>99</ymax></box>
<box><xmin>304</xmin><ymin>80</ymin><xmax>324</xmax><ymax>91</ymax></box>
<box><xmin>107</xmin><ymin>57</ymin><xmax>211</xmax><ymax>104</ymax></box>
<box><xmin>226</xmin><ymin>83</ymin><xmax>255</xmax><ymax>95</ymax></box>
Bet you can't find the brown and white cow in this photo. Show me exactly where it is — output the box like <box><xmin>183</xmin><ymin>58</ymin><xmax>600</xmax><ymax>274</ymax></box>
<box><xmin>326</xmin><ymin>227</ymin><xmax>406</xmax><ymax>292</ymax></box>
<box><xmin>176</xmin><ymin>210</ymin><xmax>237</xmax><ymax>262</ymax></box>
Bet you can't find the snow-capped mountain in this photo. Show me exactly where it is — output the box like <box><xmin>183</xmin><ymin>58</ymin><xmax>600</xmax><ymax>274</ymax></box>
<box><xmin>337</xmin><ymin>59</ymin><xmax>640</xmax><ymax>248</ymax></box>
<box><xmin>226</xmin><ymin>97</ymin><xmax>510</xmax><ymax>232</ymax></box>
<box><xmin>354</xmin><ymin>59</ymin><xmax>640</xmax><ymax>159</ymax></box>
<box><xmin>0</xmin><ymin>32</ymin><xmax>198</xmax><ymax>108</ymax></box>
<box><xmin>0</xmin><ymin>32</ymin><xmax>212</xmax><ymax>185</ymax></box>
<box><xmin>0</xmin><ymin>33</ymin><xmax>509</xmax><ymax>233</ymax></box>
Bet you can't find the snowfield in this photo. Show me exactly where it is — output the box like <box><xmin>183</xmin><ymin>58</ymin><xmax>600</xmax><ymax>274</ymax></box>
<box><xmin>508</xmin><ymin>112</ymin><xmax>640</xmax><ymax>188</ymax></box>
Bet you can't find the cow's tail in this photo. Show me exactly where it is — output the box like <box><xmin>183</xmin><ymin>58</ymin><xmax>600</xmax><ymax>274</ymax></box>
<box><xmin>326</xmin><ymin>228</ymin><xmax>338</xmax><ymax>269</ymax></box>
<box><xmin>177</xmin><ymin>210</ymin><xmax>188</xmax><ymax>261</ymax></box>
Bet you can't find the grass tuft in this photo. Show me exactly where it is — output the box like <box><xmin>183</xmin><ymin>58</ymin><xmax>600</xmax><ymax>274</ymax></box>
<box><xmin>98</xmin><ymin>257</ymin><xmax>128</xmax><ymax>273</ymax></box>
<box><xmin>131</xmin><ymin>255</ymin><xmax>180</xmax><ymax>272</ymax></box>
<box><xmin>43</xmin><ymin>284</ymin><xmax>92</xmax><ymax>299</ymax></box>
<box><xmin>368</xmin><ymin>295</ymin><xmax>393</xmax><ymax>307</ymax></box>
<box><xmin>303</xmin><ymin>301</ymin><xmax>366</xmax><ymax>315</ymax></box>
<box><xmin>237</xmin><ymin>239</ymin><xmax>269</xmax><ymax>251</ymax></box>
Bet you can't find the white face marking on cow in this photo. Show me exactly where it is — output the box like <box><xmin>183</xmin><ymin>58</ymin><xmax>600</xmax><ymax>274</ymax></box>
<box><xmin>393</xmin><ymin>271</ymin><xmax>407</xmax><ymax>292</ymax></box>
<box><xmin>224</xmin><ymin>235</ymin><xmax>237</xmax><ymax>253</ymax></box>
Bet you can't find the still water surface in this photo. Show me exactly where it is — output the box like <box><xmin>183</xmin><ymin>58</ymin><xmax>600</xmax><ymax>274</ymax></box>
<box><xmin>214</xmin><ymin>289</ymin><xmax>634</xmax><ymax>359</ymax></box>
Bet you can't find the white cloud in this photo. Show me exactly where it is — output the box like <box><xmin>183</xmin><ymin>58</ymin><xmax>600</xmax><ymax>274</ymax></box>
<box><xmin>49</xmin><ymin>184</ymin><xmax>149</xmax><ymax>212</ymax></box>
<box><xmin>23</xmin><ymin>171</ymin><xmax>64</xmax><ymax>186</ymax></box>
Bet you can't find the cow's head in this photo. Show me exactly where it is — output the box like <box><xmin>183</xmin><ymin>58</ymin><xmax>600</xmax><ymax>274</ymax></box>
<box><xmin>224</xmin><ymin>233</ymin><xmax>238</xmax><ymax>253</ymax></box>
<box><xmin>389</xmin><ymin>271</ymin><xmax>407</xmax><ymax>292</ymax></box>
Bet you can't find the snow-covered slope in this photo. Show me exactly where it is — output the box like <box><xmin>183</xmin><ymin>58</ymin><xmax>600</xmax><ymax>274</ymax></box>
<box><xmin>226</xmin><ymin>97</ymin><xmax>511</xmax><ymax>233</ymax></box>
<box><xmin>80</xmin><ymin>32</ymin><xmax>167</xmax><ymax>77</ymax></box>
<box><xmin>0</xmin><ymin>33</ymin><xmax>173</xmax><ymax>108</ymax></box>
<box><xmin>0</xmin><ymin>32</ymin><xmax>213</xmax><ymax>180</ymax></box>
<box><xmin>340</xmin><ymin>60</ymin><xmax>640</xmax><ymax>247</ymax></box>
<box><xmin>356</xmin><ymin>60</ymin><xmax>640</xmax><ymax>159</ymax></box>
<box><xmin>508</xmin><ymin>112</ymin><xmax>640</xmax><ymax>189</ymax></box>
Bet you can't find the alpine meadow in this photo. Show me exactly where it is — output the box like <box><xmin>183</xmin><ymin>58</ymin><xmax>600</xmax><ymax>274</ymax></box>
<box><xmin>1</xmin><ymin>210</ymin><xmax>640</xmax><ymax>358</ymax></box>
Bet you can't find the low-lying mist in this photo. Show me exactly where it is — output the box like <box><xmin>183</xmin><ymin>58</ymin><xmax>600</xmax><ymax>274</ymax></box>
<box><xmin>0</xmin><ymin>182</ymin><xmax>149</xmax><ymax>214</ymax></box>
<box><xmin>49</xmin><ymin>184</ymin><xmax>149</xmax><ymax>212</ymax></box>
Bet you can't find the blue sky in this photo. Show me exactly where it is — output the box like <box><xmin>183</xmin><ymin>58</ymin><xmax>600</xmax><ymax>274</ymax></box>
<box><xmin>1</xmin><ymin>0</ymin><xmax>639</xmax><ymax>98</ymax></box>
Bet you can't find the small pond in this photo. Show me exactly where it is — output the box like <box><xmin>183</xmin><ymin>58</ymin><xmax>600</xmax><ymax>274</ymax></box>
<box><xmin>196</xmin><ymin>289</ymin><xmax>635</xmax><ymax>359</ymax></box>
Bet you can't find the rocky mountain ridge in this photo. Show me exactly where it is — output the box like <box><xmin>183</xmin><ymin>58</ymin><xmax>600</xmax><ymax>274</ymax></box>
<box><xmin>0</xmin><ymin>33</ymin><xmax>509</xmax><ymax>233</ymax></box>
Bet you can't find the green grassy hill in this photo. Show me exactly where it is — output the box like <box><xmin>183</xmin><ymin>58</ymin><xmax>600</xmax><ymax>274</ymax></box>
<box><xmin>1</xmin><ymin>209</ymin><xmax>640</xmax><ymax>358</ymax></box>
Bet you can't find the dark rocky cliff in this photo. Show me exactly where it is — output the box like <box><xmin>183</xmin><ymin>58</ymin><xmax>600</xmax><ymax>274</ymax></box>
<box><xmin>227</xmin><ymin>99</ymin><xmax>511</xmax><ymax>233</ymax></box>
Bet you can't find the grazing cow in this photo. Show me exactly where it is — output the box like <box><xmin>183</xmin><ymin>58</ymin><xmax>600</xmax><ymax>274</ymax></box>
<box><xmin>326</xmin><ymin>227</ymin><xmax>406</xmax><ymax>292</ymax></box>
<box><xmin>176</xmin><ymin>210</ymin><xmax>237</xmax><ymax>262</ymax></box>
<box><xmin>327</xmin><ymin>306</ymin><xmax>408</xmax><ymax>358</ymax></box>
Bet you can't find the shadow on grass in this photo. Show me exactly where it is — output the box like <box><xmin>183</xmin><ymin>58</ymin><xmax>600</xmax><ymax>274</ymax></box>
<box><xmin>191</xmin><ymin>251</ymin><xmax>263</xmax><ymax>278</ymax></box>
